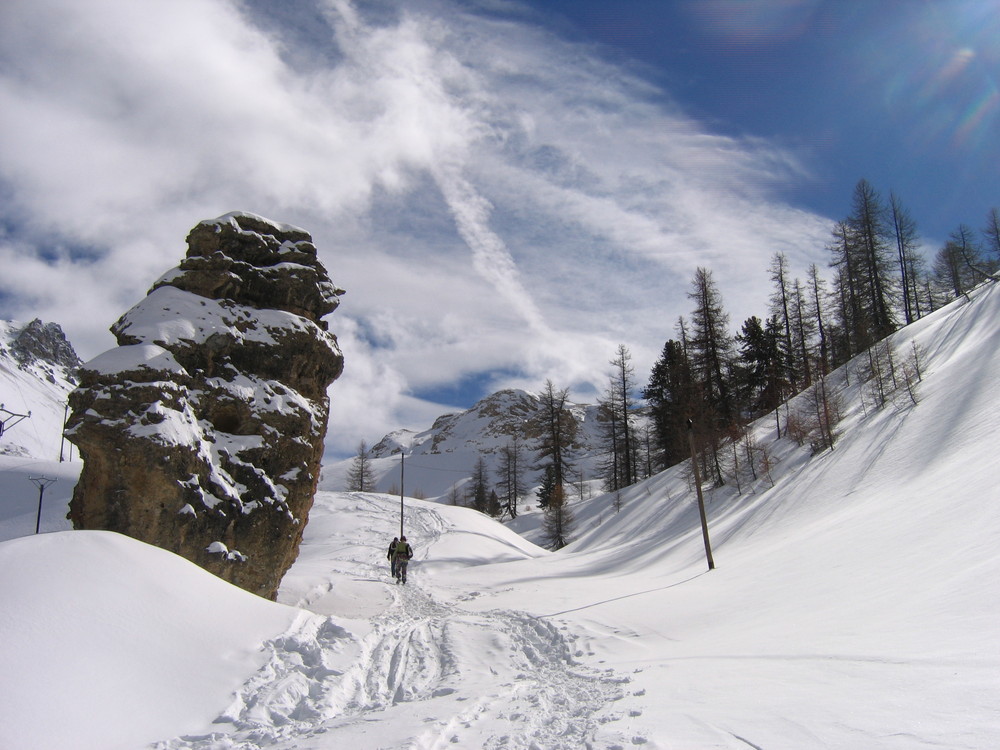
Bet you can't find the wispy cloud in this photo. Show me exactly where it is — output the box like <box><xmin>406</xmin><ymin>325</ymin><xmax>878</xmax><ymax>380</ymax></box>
<box><xmin>0</xmin><ymin>0</ymin><xmax>834</xmax><ymax>456</ymax></box>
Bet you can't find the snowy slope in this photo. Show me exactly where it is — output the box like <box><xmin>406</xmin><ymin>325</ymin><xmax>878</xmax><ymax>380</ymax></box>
<box><xmin>1</xmin><ymin>282</ymin><xmax>999</xmax><ymax>749</ymax></box>
<box><xmin>322</xmin><ymin>387</ymin><xmax>614</xmax><ymax>500</ymax></box>
<box><xmin>0</xmin><ymin>320</ymin><xmax>78</xmax><ymax>461</ymax></box>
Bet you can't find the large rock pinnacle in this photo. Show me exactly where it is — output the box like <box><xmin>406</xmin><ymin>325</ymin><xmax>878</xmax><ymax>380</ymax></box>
<box><xmin>66</xmin><ymin>213</ymin><xmax>345</xmax><ymax>599</ymax></box>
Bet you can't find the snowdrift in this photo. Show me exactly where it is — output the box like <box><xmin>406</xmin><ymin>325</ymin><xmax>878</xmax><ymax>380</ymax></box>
<box><xmin>0</xmin><ymin>282</ymin><xmax>998</xmax><ymax>748</ymax></box>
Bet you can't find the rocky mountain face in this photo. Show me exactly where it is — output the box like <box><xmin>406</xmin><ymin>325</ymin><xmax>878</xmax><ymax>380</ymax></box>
<box><xmin>65</xmin><ymin>213</ymin><xmax>345</xmax><ymax>599</ymax></box>
<box><xmin>372</xmin><ymin>389</ymin><xmax>604</xmax><ymax>460</ymax></box>
<box><xmin>8</xmin><ymin>319</ymin><xmax>81</xmax><ymax>376</ymax></box>
<box><xmin>0</xmin><ymin>320</ymin><xmax>80</xmax><ymax>458</ymax></box>
<box><xmin>356</xmin><ymin>388</ymin><xmax>616</xmax><ymax>499</ymax></box>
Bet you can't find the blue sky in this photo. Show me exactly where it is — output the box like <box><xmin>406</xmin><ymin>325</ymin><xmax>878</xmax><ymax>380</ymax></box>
<box><xmin>525</xmin><ymin>0</ymin><xmax>999</xmax><ymax>243</ymax></box>
<box><xmin>0</xmin><ymin>0</ymin><xmax>996</xmax><ymax>457</ymax></box>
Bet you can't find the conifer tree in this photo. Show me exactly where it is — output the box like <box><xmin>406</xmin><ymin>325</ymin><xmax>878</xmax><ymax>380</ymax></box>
<box><xmin>807</xmin><ymin>263</ymin><xmax>831</xmax><ymax>376</ymax></box>
<box><xmin>467</xmin><ymin>455</ymin><xmax>490</xmax><ymax>513</ymax></box>
<box><xmin>733</xmin><ymin>315</ymin><xmax>785</xmax><ymax>422</ymax></box>
<box><xmin>768</xmin><ymin>252</ymin><xmax>798</xmax><ymax>390</ymax></box>
<box><xmin>644</xmin><ymin>337</ymin><xmax>694</xmax><ymax>470</ymax></box>
<box><xmin>889</xmin><ymin>192</ymin><xmax>921</xmax><ymax>324</ymax></box>
<box><xmin>845</xmin><ymin>178</ymin><xmax>898</xmax><ymax>342</ymax></box>
<box><xmin>688</xmin><ymin>267</ymin><xmax>735</xmax><ymax>426</ymax></box>
<box><xmin>541</xmin><ymin>482</ymin><xmax>574</xmax><ymax>550</ymax></box>
<box><xmin>532</xmin><ymin>379</ymin><xmax>574</xmax><ymax>504</ymax></box>
<box><xmin>495</xmin><ymin>435</ymin><xmax>526</xmax><ymax>519</ymax></box>
<box><xmin>599</xmin><ymin>344</ymin><xmax>639</xmax><ymax>491</ymax></box>
<box><xmin>346</xmin><ymin>440</ymin><xmax>377</xmax><ymax>492</ymax></box>
<box><xmin>687</xmin><ymin>267</ymin><xmax>735</xmax><ymax>484</ymax></box>
<box><xmin>983</xmin><ymin>208</ymin><xmax>1000</xmax><ymax>266</ymax></box>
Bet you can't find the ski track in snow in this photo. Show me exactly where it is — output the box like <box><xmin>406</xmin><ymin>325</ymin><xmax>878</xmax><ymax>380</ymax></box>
<box><xmin>153</xmin><ymin>498</ymin><xmax>636</xmax><ymax>750</ymax></box>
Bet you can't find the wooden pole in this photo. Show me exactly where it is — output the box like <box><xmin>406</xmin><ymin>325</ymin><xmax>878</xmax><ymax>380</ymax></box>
<box><xmin>687</xmin><ymin>420</ymin><xmax>715</xmax><ymax>570</ymax></box>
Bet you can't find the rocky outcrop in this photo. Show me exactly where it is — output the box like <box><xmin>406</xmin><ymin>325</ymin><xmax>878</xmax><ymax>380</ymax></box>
<box><xmin>65</xmin><ymin>213</ymin><xmax>344</xmax><ymax>599</ymax></box>
<box><xmin>10</xmin><ymin>319</ymin><xmax>81</xmax><ymax>382</ymax></box>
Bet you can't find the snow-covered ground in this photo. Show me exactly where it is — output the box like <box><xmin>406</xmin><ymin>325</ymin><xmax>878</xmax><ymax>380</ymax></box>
<box><xmin>2</xmin><ymin>282</ymin><xmax>1000</xmax><ymax>749</ymax></box>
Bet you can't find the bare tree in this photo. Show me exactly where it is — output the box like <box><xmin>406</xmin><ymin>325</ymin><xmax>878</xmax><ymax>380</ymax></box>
<box><xmin>495</xmin><ymin>435</ymin><xmax>527</xmax><ymax>519</ymax></box>
<box><xmin>599</xmin><ymin>344</ymin><xmax>639</xmax><ymax>491</ymax></box>
<box><xmin>983</xmin><ymin>208</ymin><xmax>1000</xmax><ymax>266</ymax></box>
<box><xmin>889</xmin><ymin>192</ymin><xmax>921</xmax><ymax>324</ymax></box>
<box><xmin>532</xmin><ymin>379</ymin><xmax>574</xmax><ymax>507</ymax></box>
<box><xmin>346</xmin><ymin>440</ymin><xmax>377</xmax><ymax>492</ymax></box>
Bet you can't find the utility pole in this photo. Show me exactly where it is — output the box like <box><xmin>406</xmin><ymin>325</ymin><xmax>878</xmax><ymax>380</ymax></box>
<box><xmin>687</xmin><ymin>420</ymin><xmax>715</xmax><ymax>570</ymax></box>
<box><xmin>29</xmin><ymin>476</ymin><xmax>57</xmax><ymax>534</ymax></box>
<box><xmin>59</xmin><ymin>402</ymin><xmax>69</xmax><ymax>462</ymax></box>
<box><xmin>399</xmin><ymin>452</ymin><xmax>405</xmax><ymax>538</ymax></box>
<box><xmin>1</xmin><ymin>403</ymin><xmax>32</xmax><ymax>441</ymax></box>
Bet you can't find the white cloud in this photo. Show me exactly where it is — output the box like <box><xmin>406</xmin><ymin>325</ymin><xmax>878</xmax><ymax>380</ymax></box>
<box><xmin>0</xmin><ymin>0</ymin><xmax>836</xmax><ymax>458</ymax></box>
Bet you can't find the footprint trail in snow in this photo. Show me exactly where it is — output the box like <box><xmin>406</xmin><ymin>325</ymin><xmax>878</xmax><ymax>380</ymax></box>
<box><xmin>154</xmin><ymin>494</ymin><xmax>639</xmax><ymax>750</ymax></box>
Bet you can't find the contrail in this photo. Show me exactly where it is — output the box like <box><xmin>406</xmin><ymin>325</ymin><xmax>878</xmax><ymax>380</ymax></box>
<box><xmin>434</xmin><ymin>163</ymin><xmax>549</xmax><ymax>334</ymax></box>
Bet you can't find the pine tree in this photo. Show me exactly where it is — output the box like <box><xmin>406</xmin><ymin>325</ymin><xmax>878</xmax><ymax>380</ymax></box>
<box><xmin>467</xmin><ymin>455</ymin><xmax>490</xmax><ymax>513</ymax></box>
<box><xmin>536</xmin><ymin>464</ymin><xmax>556</xmax><ymax>509</ymax></box>
<box><xmin>644</xmin><ymin>337</ymin><xmax>694</xmax><ymax>470</ymax></box>
<box><xmin>733</xmin><ymin>315</ymin><xmax>785</xmax><ymax>421</ymax></box>
<box><xmin>541</xmin><ymin>483</ymin><xmax>575</xmax><ymax>550</ymax></box>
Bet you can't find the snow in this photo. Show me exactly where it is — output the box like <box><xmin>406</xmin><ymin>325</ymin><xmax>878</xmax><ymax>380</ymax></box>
<box><xmin>2</xmin><ymin>282</ymin><xmax>1000</xmax><ymax>748</ymax></box>
<box><xmin>83</xmin><ymin>343</ymin><xmax>186</xmax><ymax>377</ymax></box>
<box><xmin>113</xmin><ymin>285</ymin><xmax>327</xmax><ymax>351</ymax></box>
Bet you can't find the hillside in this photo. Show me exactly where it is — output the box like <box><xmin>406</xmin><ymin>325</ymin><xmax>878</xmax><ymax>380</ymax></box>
<box><xmin>322</xmin><ymin>387</ymin><xmax>616</xmax><ymax>500</ymax></box>
<box><xmin>0</xmin><ymin>281</ymin><xmax>999</xmax><ymax>748</ymax></box>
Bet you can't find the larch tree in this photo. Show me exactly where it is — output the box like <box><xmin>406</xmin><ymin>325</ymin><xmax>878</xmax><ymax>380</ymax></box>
<box><xmin>983</xmin><ymin>208</ymin><xmax>1000</xmax><ymax>266</ymax></box>
<box><xmin>768</xmin><ymin>252</ymin><xmax>798</xmax><ymax>390</ymax></box>
<box><xmin>688</xmin><ymin>267</ymin><xmax>735</xmax><ymax>426</ymax></box>
<box><xmin>845</xmin><ymin>178</ymin><xmax>898</xmax><ymax>342</ymax></box>
<box><xmin>687</xmin><ymin>267</ymin><xmax>735</xmax><ymax>485</ymax></box>
<box><xmin>346</xmin><ymin>440</ymin><xmax>377</xmax><ymax>492</ymax></box>
<box><xmin>807</xmin><ymin>263</ymin><xmax>831</xmax><ymax>376</ymax></box>
<box><xmin>829</xmin><ymin>220</ymin><xmax>864</xmax><ymax>362</ymax></box>
<box><xmin>599</xmin><ymin>344</ymin><xmax>639</xmax><ymax>491</ymax></box>
<box><xmin>532</xmin><ymin>379</ymin><xmax>575</xmax><ymax>507</ymax></box>
<box><xmin>790</xmin><ymin>277</ymin><xmax>815</xmax><ymax>389</ymax></box>
<box><xmin>495</xmin><ymin>434</ymin><xmax>527</xmax><ymax>519</ymax></box>
<box><xmin>889</xmin><ymin>192</ymin><xmax>921</xmax><ymax>324</ymax></box>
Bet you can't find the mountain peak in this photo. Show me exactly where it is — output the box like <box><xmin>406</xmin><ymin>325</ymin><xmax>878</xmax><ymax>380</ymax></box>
<box><xmin>9</xmin><ymin>319</ymin><xmax>81</xmax><ymax>375</ymax></box>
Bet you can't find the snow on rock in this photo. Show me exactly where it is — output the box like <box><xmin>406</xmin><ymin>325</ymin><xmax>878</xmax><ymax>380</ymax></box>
<box><xmin>65</xmin><ymin>213</ymin><xmax>345</xmax><ymax>599</ymax></box>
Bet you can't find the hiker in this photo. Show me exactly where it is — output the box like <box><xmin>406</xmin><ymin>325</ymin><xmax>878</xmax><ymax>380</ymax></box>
<box><xmin>393</xmin><ymin>535</ymin><xmax>413</xmax><ymax>584</ymax></box>
<box><xmin>387</xmin><ymin>537</ymin><xmax>399</xmax><ymax>578</ymax></box>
